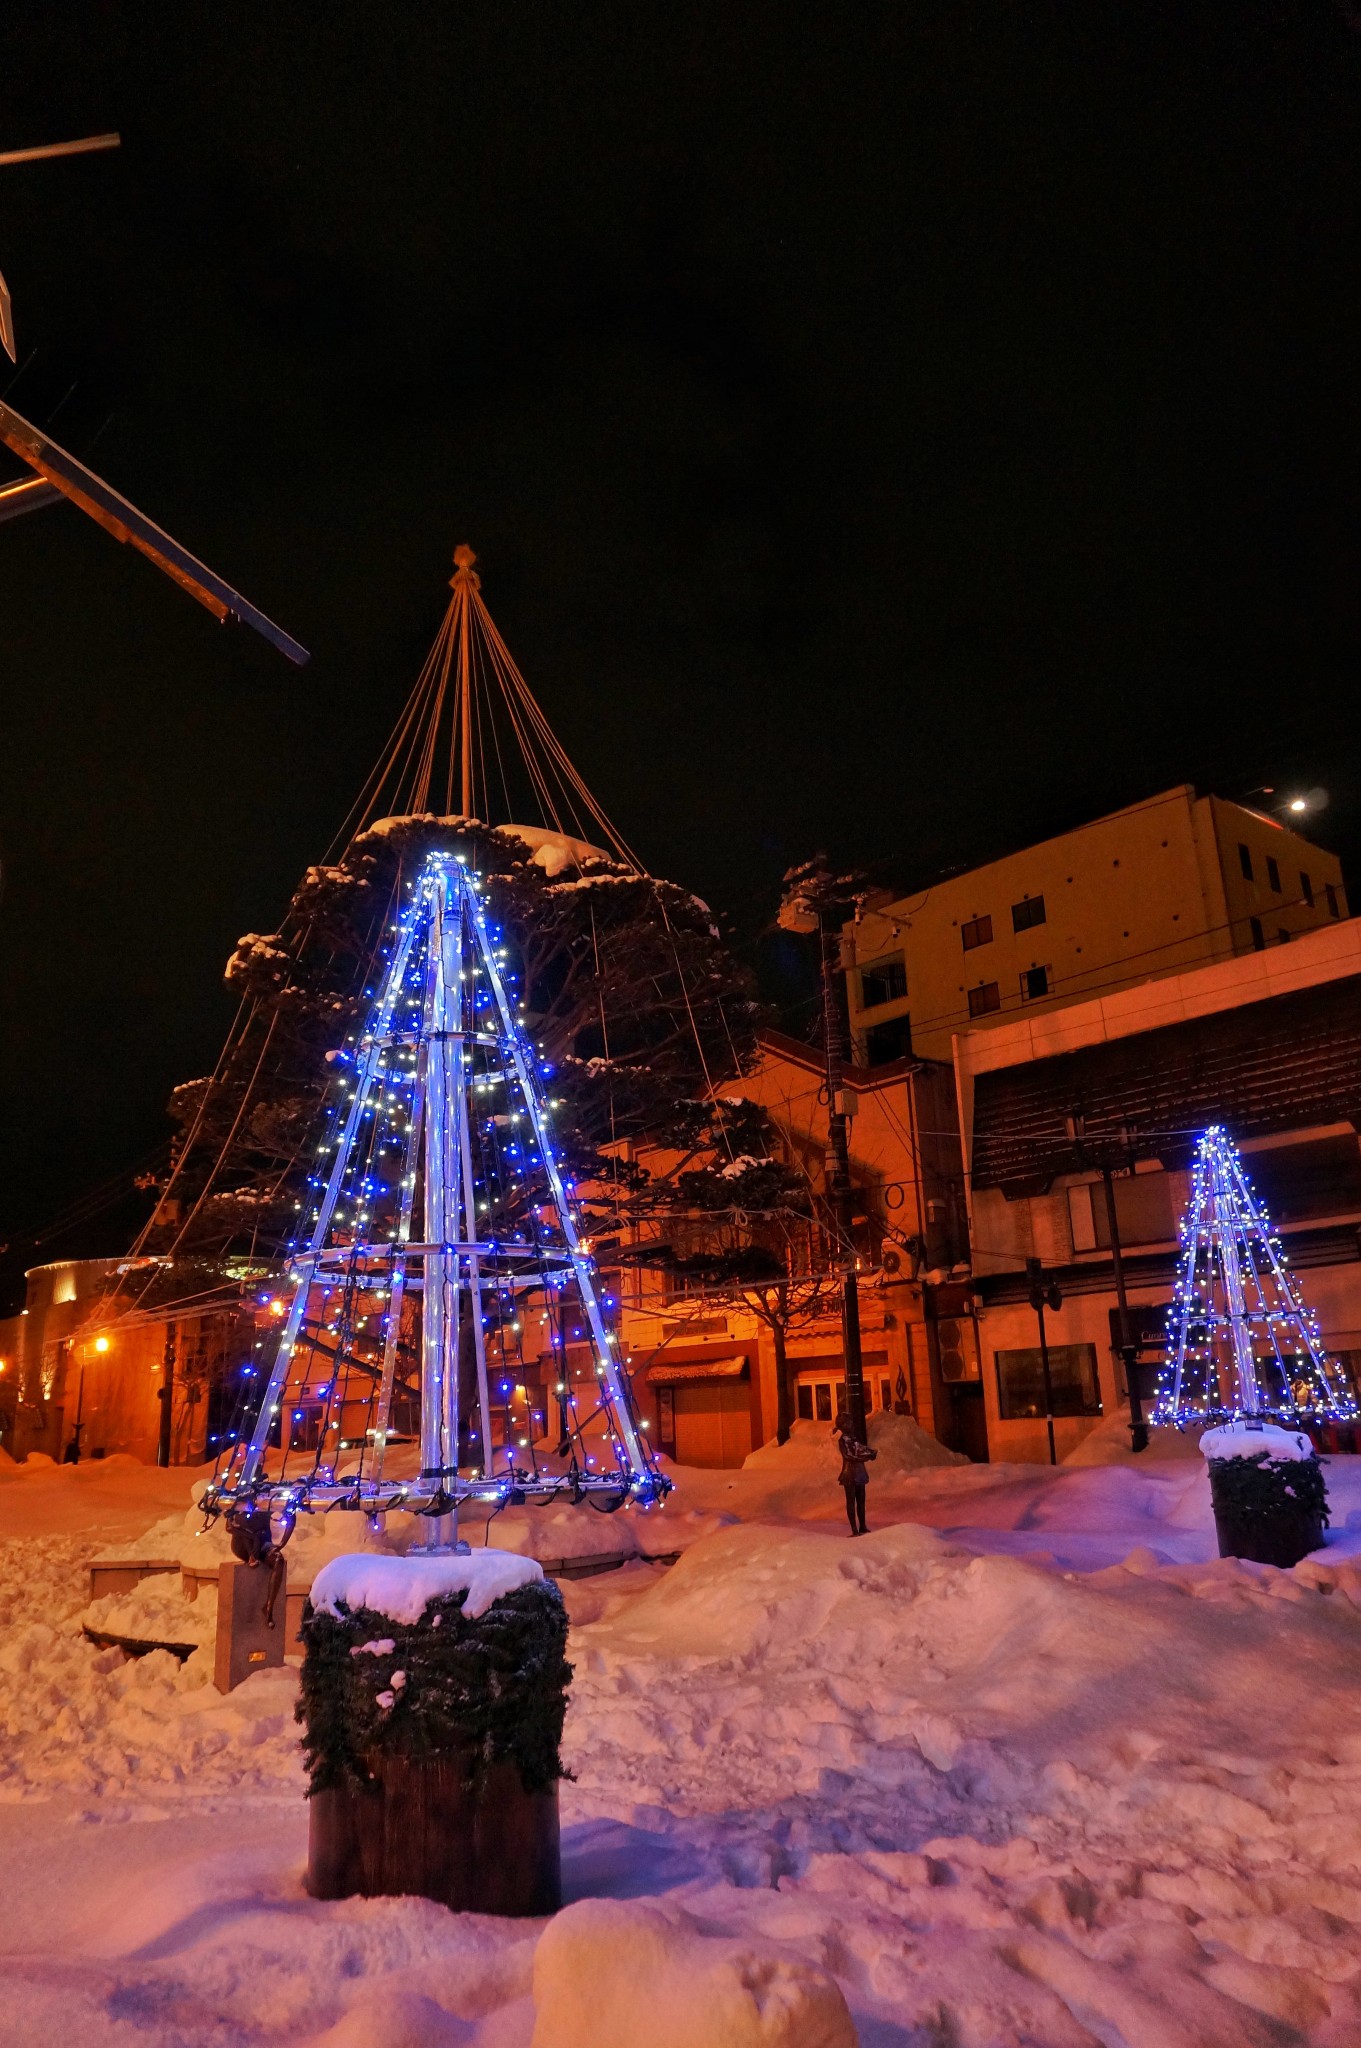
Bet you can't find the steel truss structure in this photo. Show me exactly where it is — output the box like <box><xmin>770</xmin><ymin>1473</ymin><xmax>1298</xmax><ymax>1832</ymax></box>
<box><xmin>1156</xmin><ymin>1124</ymin><xmax>1357</xmax><ymax>1424</ymax></box>
<box><xmin>204</xmin><ymin>851</ymin><xmax>668</xmax><ymax>1532</ymax></box>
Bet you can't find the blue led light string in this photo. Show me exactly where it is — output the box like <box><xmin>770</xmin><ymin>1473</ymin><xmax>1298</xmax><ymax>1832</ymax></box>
<box><xmin>1155</xmin><ymin>1124</ymin><xmax>1358</xmax><ymax>1426</ymax></box>
<box><xmin>468</xmin><ymin>863</ymin><xmax>650</xmax><ymax>1484</ymax></box>
<box><xmin>221</xmin><ymin>892</ymin><xmax>427</xmax><ymax>1495</ymax></box>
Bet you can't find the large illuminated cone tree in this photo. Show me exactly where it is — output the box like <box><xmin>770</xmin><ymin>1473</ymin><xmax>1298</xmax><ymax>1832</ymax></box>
<box><xmin>1155</xmin><ymin>1124</ymin><xmax>1356</xmax><ymax>1567</ymax></box>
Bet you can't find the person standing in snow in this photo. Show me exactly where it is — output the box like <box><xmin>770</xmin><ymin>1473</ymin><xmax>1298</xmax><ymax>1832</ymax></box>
<box><xmin>834</xmin><ymin>1408</ymin><xmax>876</xmax><ymax>1535</ymax></box>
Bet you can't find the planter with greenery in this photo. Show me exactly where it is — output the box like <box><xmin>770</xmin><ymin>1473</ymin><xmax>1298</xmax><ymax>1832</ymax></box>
<box><xmin>1203</xmin><ymin>1424</ymin><xmax>1329</xmax><ymax>1569</ymax></box>
<box><xmin>297</xmin><ymin>1553</ymin><xmax>571</xmax><ymax>1914</ymax></box>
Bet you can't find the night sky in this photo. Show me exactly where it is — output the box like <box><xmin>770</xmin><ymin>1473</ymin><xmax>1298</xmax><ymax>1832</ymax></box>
<box><xmin>2</xmin><ymin>4</ymin><xmax>1360</xmax><ymax>1297</ymax></box>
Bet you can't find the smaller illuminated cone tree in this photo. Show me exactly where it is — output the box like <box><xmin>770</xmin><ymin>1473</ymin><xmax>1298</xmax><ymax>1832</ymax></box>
<box><xmin>1155</xmin><ymin>1124</ymin><xmax>1357</xmax><ymax>1426</ymax></box>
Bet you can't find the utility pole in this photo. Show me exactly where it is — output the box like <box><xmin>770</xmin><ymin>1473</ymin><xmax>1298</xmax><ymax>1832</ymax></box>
<box><xmin>819</xmin><ymin>906</ymin><xmax>867</xmax><ymax>1442</ymax></box>
<box><xmin>1100</xmin><ymin>1166</ymin><xmax>1148</xmax><ymax>1452</ymax></box>
<box><xmin>778</xmin><ymin>854</ymin><xmax>868</xmax><ymax>1443</ymax></box>
<box><xmin>1025</xmin><ymin>1256</ymin><xmax>1062</xmax><ymax>1465</ymax></box>
<box><xmin>157</xmin><ymin>1320</ymin><xmax>176</xmax><ymax>1468</ymax></box>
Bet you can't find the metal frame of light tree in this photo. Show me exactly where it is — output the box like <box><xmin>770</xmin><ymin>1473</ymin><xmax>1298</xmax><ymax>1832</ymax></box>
<box><xmin>1155</xmin><ymin>1124</ymin><xmax>1358</xmax><ymax>1425</ymax></box>
<box><xmin>204</xmin><ymin>851</ymin><xmax>668</xmax><ymax>1528</ymax></box>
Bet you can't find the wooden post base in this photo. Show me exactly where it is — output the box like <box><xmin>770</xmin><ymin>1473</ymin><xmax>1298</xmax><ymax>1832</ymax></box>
<box><xmin>306</xmin><ymin>1754</ymin><xmax>560</xmax><ymax>1915</ymax></box>
<box><xmin>1212</xmin><ymin>1502</ymin><xmax>1324</xmax><ymax>1569</ymax></box>
<box><xmin>214</xmin><ymin>1559</ymin><xmax>287</xmax><ymax>1692</ymax></box>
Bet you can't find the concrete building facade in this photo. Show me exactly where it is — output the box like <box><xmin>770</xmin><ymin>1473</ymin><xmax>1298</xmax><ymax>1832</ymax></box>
<box><xmin>954</xmin><ymin>919</ymin><xmax>1361</xmax><ymax>1463</ymax></box>
<box><xmin>845</xmin><ymin>786</ymin><xmax>1347</xmax><ymax>1067</ymax></box>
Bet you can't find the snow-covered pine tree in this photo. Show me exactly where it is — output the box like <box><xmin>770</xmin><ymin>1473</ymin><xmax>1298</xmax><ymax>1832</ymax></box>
<box><xmin>143</xmin><ymin>817</ymin><xmax>759</xmax><ymax>1295</ymax></box>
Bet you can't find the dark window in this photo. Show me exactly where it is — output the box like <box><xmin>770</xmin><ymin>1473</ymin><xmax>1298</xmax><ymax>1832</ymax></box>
<box><xmin>1012</xmin><ymin>895</ymin><xmax>1046</xmax><ymax>932</ymax></box>
<box><xmin>1239</xmin><ymin>843</ymin><xmax>1254</xmax><ymax>881</ymax></box>
<box><xmin>814</xmin><ymin>1383</ymin><xmax>833</xmax><ymax>1422</ymax></box>
<box><xmin>859</xmin><ymin>956</ymin><xmax>907</xmax><ymax>1009</ymax></box>
<box><xmin>796</xmin><ymin>1384</ymin><xmax>814</xmax><ymax>1421</ymax></box>
<box><xmin>865</xmin><ymin>1015</ymin><xmax>913</xmax><ymax>1066</ymax></box>
<box><xmin>961</xmin><ymin>914</ymin><xmax>993</xmax><ymax>952</ymax></box>
<box><xmin>1327</xmin><ymin>883</ymin><xmax>1341</xmax><ymax>918</ymax></box>
<box><xmin>1301</xmin><ymin>871</ymin><xmax>1314</xmax><ymax>907</ymax></box>
<box><xmin>995</xmin><ymin>1344</ymin><xmax>1101</xmax><ymax>1420</ymax></box>
<box><xmin>1278</xmin><ymin>929</ymin><xmax>1290</xmax><ymax>945</ymax></box>
<box><xmin>1266</xmin><ymin>855</ymin><xmax>1281</xmax><ymax>891</ymax></box>
<box><xmin>1092</xmin><ymin>1172</ymin><xmax>1176</xmax><ymax>1248</ymax></box>
<box><xmin>1250</xmin><ymin>915</ymin><xmax>1265</xmax><ymax>951</ymax></box>
<box><xmin>1245</xmin><ymin>1135</ymin><xmax>1361</xmax><ymax>1223</ymax></box>
<box><xmin>1020</xmin><ymin>965</ymin><xmax>1049</xmax><ymax>1001</ymax></box>
<box><xmin>967</xmin><ymin>981</ymin><xmax>1001</xmax><ymax>1018</ymax></box>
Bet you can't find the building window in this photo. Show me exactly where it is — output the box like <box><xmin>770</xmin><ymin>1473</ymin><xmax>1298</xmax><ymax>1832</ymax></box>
<box><xmin>995</xmin><ymin>1343</ymin><xmax>1101</xmax><ymax>1420</ymax></box>
<box><xmin>797</xmin><ymin>1384</ymin><xmax>814</xmax><ymax>1421</ymax></box>
<box><xmin>1250</xmin><ymin>915</ymin><xmax>1265</xmax><ymax>950</ymax></box>
<box><xmin>1301</xmin><ymin>871</ymin><xmax>1314</xmax><ymax>907</ymax></box>
<box><xmin>967</xmin><ymin>981</ymin><xmax>1001</xmax><ymax>1018</ymax></box>
<box><xmin>859</xmin><ymin>956</ymin><xmax>907</xmax><ymax>1009</ymax></box>
<box><xmin>1239</xmin><ymin>843</ymin><xmax>1254</xmax><ymax>881</ymax></box>
<box><xmin>1266</xmin><ymin>854</ymin><xmax>1281</xmax><ymax>892</ymax></box>
<box><xmin>1278</xmin><ymin>928</ymin><xmax>1290</xmax><ymax>945</ymax></box>
<box><xmin>864</xmin><ymin>1015</ymin><xmax>912</xmax><ymax>1065</ymax></box>
<box><xmin>961</xmin><ymin>914</ymin><xmax>993</xmax><ymax>952</ymax></box>
<box><xmin>1327</xmin><ymin>883</ymin><xmax>1341</xmax><ymax>918</ymax></box>
<box><xmin>1012</xmin><ymin>895</ymin><xmax>1046</xmax><ymax>932</ymax></box>
<box><xmin>1020</xmin><ymin>965</ymin><xmax>1049</xmax><ymax>1002</ymax></box>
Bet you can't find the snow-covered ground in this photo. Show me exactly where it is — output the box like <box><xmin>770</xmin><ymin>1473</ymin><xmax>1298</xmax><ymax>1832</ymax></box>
<box><xmin>3</xmin><ymin>1426</ymin><xmax>1361</xmax><ymax>2045</ymax></box>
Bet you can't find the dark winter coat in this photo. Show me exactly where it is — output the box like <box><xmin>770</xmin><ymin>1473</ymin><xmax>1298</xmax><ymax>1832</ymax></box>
<box><xmin>835</xmin><ymin>1428</ymin><xmax>876</xmax><ymax>1487</ymax></box>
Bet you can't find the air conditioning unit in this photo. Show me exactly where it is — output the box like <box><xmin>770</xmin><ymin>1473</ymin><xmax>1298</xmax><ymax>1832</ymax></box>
<box><xmin>936</xmin><ymin>1316</ymin><xmax>979</xmax><ymax>1384</ymax></box>
<box><xmin>881</xmin><ymin>1244</ymin><xmax>905</xmax><ymax>1277</ymax></box>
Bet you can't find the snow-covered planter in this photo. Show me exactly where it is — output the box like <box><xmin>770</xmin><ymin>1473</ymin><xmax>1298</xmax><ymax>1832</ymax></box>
<box><xmin>298</xmin><ymin>1551</ymin><xmax>570</xmax><ymax>1914</ymax></box>
<box><xmin>1201</xmin><ymin>1422</ymin><xmax>1329</xmax><ymax>1569</ymax></box>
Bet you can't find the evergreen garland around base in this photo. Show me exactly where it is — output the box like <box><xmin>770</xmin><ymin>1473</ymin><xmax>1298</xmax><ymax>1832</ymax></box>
<box><xmin>1206</xmin><ymin>1451</ymin><xmax>1330</xmax><ymax>1526</ymax></box>
<box><xmin>297</xmin><ymin>1580</ymin><xmax>572</xmax><ymax>1797</ymax></box>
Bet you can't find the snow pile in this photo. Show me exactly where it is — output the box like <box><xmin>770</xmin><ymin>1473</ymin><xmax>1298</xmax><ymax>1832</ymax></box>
<box><xmin>500</xmin><ymin>823</ymin><xmax>609</xmax><ymax>876</ymax></box>
<box><xmin>310</xmin><ymin>1547</ymin><xmax>544</xmax><ymax>1624</ymax></box>
<box><xmin>1201</xmin><ymin>1419</ymin><xmax>1317</xmax><ymax>1462</ymax></box>
<box><xmin>531</xmin><ymin>1898</ymin><xmax>855</xmax><ymax>2048</ymax></box>
<box><xmin>8</xmin><ymin>1449</ymin><xmax>1361</xmax><ymax>2042</ymax></box>
<box><xmin>0</xmin><ymin>1451</ymin><xmax>200</xmax><ymax>1545</ymax></box>
<box><xmin>744</xmin><ymin>1410</ymin><xmax>967</xmax><ymax>1477</ymax></box>
<box><xmin>562</xmin><ymin>1518</ymin><xmax>1361</xmax><ymax>2043</ymax></box>
<box><xmin>1064</xmin><ymin>1411</ymin><xmax>1207</xmax><ymax>1466</ymax></box>
<box><xmin>0</xmin><ymin>1535</ymin><xmax>301</xmax><ymax>1804</ymax></box>
<box><xmin>82</xmin><ymin>1571</ymin><xmax>215</xmax><ymax>1649</ymax></box>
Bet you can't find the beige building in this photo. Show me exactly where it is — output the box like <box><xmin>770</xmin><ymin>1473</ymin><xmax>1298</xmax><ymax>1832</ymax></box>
<box><xmin>846</xmin><ymin>786</ymin><xmax>1348</xmax><ymax>1066</ymax></box>
<box><xmin>0</xmin><ymin>1259</ymin><xmax>245</xmax><ymax>1466</ymax></box>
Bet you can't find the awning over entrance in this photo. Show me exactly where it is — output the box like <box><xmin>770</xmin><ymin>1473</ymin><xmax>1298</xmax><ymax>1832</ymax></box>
<box><xmin>647</xmin><ymin>1354</ymin><xmax>749</xmax><ymax>1388</ymax></box>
